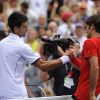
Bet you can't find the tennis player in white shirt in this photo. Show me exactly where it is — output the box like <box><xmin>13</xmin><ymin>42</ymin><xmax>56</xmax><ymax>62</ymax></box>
<box><xmin>0</xmin><ymin>11</ymin><xmax>71</xmax><ymax>99</ymax></box>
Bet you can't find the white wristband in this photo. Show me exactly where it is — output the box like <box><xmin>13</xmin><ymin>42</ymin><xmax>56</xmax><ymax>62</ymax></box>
<box><xmin>60</xmin><ymin>56</ymin><xmax>70</xmax><ymax>64</ymax></box>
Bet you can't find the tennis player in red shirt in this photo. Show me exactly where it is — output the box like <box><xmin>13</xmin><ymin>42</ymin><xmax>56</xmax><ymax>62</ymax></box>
<box><xmin>69</xmin><ymin>14</ymin><xmax>100</xmax><ymax>100</ymax></box>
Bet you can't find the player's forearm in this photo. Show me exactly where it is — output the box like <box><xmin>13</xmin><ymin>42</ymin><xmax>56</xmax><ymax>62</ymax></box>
<box><xmin>70</xmin><ymin>57</ymin><xmax>81</xmax><ymax>70</ymax></box>
<box><xmin>35</xmin><ymin>56</ymin><xmax>69</xmax><ymax>72</ymax></box>
<box><xmin>90</xmin><ymin>66</ymin><xmax>99</xmax><ymax>95</ymax></box>
<box><xmin>37</xmin><ymin>59</ymin><xmax>62</xmax><ymax>71</ymax></box>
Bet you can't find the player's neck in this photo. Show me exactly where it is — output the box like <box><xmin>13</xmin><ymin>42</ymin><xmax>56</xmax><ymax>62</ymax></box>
<box><xmin>92</xmin><ymin>32</ymin><xmax>100</xmax><ymax>38</ymax></box>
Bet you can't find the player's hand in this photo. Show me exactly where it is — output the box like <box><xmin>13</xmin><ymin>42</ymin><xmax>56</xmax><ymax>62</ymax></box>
<box><xmin>44</xmin><ymin>86</ymin><xmax>53</xmax><ymax>96</ymax></box>
<box><xmin>67</xmin><ymin>44</ymin><xmax>80</xmax><ymax>57</ymax></box>
<box><xmin>70</xmin><ymin>43</ymin><xmax>80</xmax><ymax>53</ymax></box>
<box><xmin>90</xmin><ymin>95</ymin><xmax>96</xmax><ymax>100</ymax></box>
<box><xmin>65</xmin><ymin>48</ymin><xmax>76</xmax><ymax>57</ymax></box>
<box><xmin>90</xmin><ymin>93</ymin><xmax>96</xmax><ymax>100</ymax></box>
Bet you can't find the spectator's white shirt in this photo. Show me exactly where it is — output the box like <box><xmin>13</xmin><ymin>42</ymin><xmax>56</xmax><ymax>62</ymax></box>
<box><xmin>57</xmin><ymin>23</ymin><xmax>76</xmax><ymax>36</ymax></box>
<box><xmin>26</xmin><ymin>9</ymin><xmax>38</xmax><ymax>28</ymax></box>
<box><xmin>76</xmin><ymin>35</ymin><xmax>87</xmax><ymax>53</ymax></box>
<box><xmin>87</xmin><ymin>0</ymin><xmax>95</xmax><ymax>16</ymax></box>
<box><xmin>0</xmin><ymin>33</ymin><xmax>40</xmax><ymax>99</ymax></box>
<box><xmin>29</xmin><ymin>0</ymin><xmax>51</xmax><ymax>17</ymax></box>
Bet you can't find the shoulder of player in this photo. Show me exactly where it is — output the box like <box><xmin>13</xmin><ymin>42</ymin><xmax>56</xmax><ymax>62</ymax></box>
<box><xmin>84</xmin><ymin>38</ymin><xmax>97</xmax><ymax>47</ymax></box>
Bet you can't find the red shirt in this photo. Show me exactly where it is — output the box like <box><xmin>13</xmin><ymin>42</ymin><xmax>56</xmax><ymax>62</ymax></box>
<box><xmin>71</xmin><ymin>38</ymin><xmax>100</xmax><ymax>100</ymax></box>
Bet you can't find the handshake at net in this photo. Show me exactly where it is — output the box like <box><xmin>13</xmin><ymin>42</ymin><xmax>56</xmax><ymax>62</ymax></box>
<box><xmin>57</xmin><ymin>43</ymin><xmax>80</xmax><ymax>66</ymax></box>
<box><xmin>57</xmin><ymin>43</ymin><xmax>80</xmax><ymax>58</ymax></box>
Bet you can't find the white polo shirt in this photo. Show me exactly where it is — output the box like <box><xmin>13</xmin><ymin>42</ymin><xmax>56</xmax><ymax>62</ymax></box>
<box><xmin>0</xmin><ymin>33</ymin><xmax>40</xmax><ymax>99</ymax></box>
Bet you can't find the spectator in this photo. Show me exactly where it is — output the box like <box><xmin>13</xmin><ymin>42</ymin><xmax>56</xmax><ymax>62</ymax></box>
<box><xmin>82</xmin><ymin>0</ymin><xmax>94</xmax><ymax>16</ymax></box>
<box><xmin>26</xmin><ymin>29</ymin><xmax>40</xmax><ymax>52</ymax></box>
<box><xmin>0</xmin><ymin>2</ymin><xmax>8</xmax><ymax>32</ymax></box>
<box><xmin>57</xmin><ymin>12</ymin><xmax>75</xmax><ymax>36</ymax></box>
<box><xmin>36</xmin><ymin>15</ymin><xmax>47</xmax><ymax>30</ymax></box>
<box><xmin>8</xmin><ymin>0</ymin><xmax>20</xmax><ymax>15</ymax></box>
<box><xmin>29</xmin><ymin>0</ymin><xmax>51</xmax><ymax>17</ymax></box>
<box><xmin>47</xmin><ymin>21</ymin><xmax>58</xmax><ymax>38</ymax></box>
<box><xmin>78</xmin><ymin>2</ymin><xmax>89</xmax><ymax>22</ymax></box>
<box><xmin>20</xmin><ymin>2</ymin><xmax>38</xmax><ymax>28</ymax></box>
<box><xmin>92</xmin><ymin>0</ymin><xmax>100</xmax><ymax>14</ymax></box>
<box><xmin>50</xmin><ymin>0</ymin><xmax>61</xmax><ymax>23</ymax></box>
<box><xmin>75</xmin><ymin>24</ymin><xmax>87</xmax><ymax>52</ymax></box>
<box><xmin>59</xmin><ymin>0</ymin><xmax>71</xmax><ymax>15</ymax></box>
<box><xmin>25</xmin><ymin>64</ymin><xmax>43</xmax><ymax>97</ymax></box>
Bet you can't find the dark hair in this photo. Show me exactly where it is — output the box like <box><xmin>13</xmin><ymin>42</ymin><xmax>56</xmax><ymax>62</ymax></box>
<box><xmin>76</xmin><ymin>26</ymin><xmax>82</xmax><ymax>29</ymax></box>
<box><xmin>0</xmin><ymin>3</ymin><xmax>3</xmax><ymax>13</ymax></box>
<box><xmin>0</xmin><ymin>30</ymin><xmax>7</xmax><ymax>40</ymax></box>
<box><xmin>21</xmin><ymin>2</ymin><xmax>29</xmax><ymax>8</ymax></box>
<box><xmin>86</xmin><ymin>14</ymin><xmax>100</xmax><ymax>33</ymax></box>
<box><xmin>8</xmin><ymin>11</ymin><xmax>28</xmax><ymax>32</ymax></box>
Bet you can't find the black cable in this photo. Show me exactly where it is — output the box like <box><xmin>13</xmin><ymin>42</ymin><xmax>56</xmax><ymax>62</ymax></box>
<box><xmin>25</xmin><ymin>76</ymin><xmax>52</xmax><ymax>87</ymax></box>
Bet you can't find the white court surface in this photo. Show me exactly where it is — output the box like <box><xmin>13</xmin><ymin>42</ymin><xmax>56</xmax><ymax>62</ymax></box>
<box><xmin>3</xmin><ymin>95</ymin><xmax>100</xmax><ymax>100</ymax></box>
<box><xmin>9</xmin><ymin>95</ymin><xmax>73</xmax><ymax>100</ymax></box>
<box><xmin>25</xmin><ymin>95</ymin><xmax>73</xmax><ymax>100</ymax></box>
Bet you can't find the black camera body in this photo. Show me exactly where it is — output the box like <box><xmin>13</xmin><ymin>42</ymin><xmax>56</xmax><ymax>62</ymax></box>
<box><xmin>41</xmin><ymin>36</ymin><xmax>75</xmax><ymax>59</ymax></box>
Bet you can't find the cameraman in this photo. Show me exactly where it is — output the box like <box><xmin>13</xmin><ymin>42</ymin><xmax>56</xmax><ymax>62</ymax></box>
<box><xmin>41</xmin><ymin>61</ymin><xmax>80</xmax><ymax>96</ymax></box>
<box><xmin>39</xmin><ymin>35</ymin><xmax>80</xmax><ymax>96</ymax></box>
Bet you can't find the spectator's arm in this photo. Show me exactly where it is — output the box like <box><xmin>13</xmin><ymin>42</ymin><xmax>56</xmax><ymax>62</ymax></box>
<box><xmin>25</xmin><ymin>78</ymin><xmax>35</xmax><ymax>97</ymax></box>
<box><xmin>50</xmin><ymin>1</ymin><xmax>58</xmax><ymax>20</ymax></box>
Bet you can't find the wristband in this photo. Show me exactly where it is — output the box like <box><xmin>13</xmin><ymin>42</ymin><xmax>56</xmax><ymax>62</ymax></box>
<box><xmin>60</xmin><ymin>56</ymin><xmax>70</xmax><ymax>64</ymax></box>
